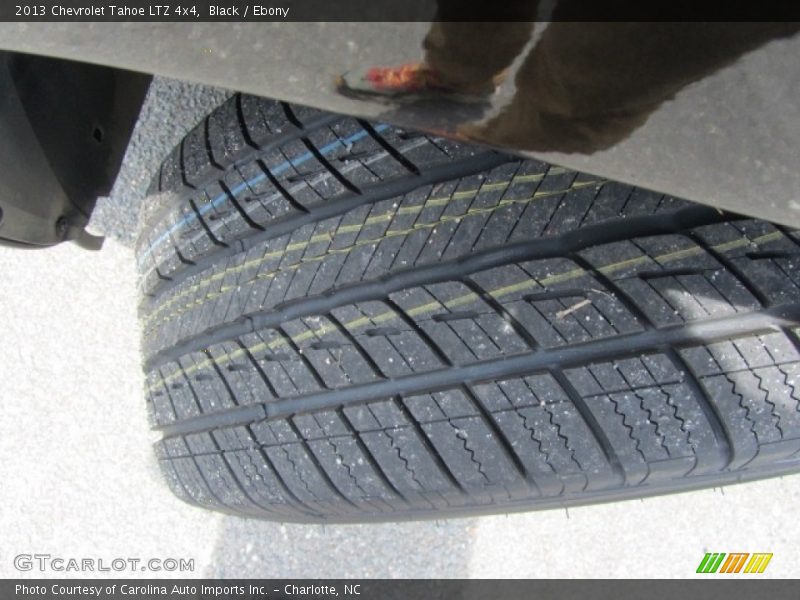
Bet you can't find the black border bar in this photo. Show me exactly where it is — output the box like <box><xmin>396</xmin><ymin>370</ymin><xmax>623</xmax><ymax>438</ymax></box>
<box><xmin>3</xmin><ymin>1</ymin><xmax>800</xmax><ymax>22</ymax></box>
<box><xmin>5</xmin><ymin>580</ymin><xmax>800</xmax><ymax>600</ymax></box>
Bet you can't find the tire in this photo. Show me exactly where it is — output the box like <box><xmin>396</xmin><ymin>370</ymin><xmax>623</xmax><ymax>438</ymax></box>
<box><xmin>136</xmin><ymin>94</ymin><xmax>800</xmax><ymax>523</ymax></box>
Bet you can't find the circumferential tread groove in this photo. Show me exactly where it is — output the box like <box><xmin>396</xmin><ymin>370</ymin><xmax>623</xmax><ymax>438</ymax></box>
<box><xmin>154</xmin><ymin>307</ymin><xmax>800</xmax><ymax>434</ymax></box>
<box><xmin>139</xmin><ymin>95</ymin><xmax>800</xmax><ymax>523</ymax></box>
<box><xmin>143</xmin><ymin>203</ymin><xmax>727</xmax><ymax>371</ymax></box>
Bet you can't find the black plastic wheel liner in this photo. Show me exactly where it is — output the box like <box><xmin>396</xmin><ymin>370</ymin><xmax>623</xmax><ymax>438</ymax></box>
<box><xmin>0</xmin><ymin>51</ymin><xmax>150</xmax><ymax>248</ymax></box>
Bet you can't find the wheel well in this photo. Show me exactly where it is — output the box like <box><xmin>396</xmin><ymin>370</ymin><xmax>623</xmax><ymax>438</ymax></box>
<box><xmin>0</xmin><ymin>51</ymin><xmax>150</xmax><ymax>248</ymax></box>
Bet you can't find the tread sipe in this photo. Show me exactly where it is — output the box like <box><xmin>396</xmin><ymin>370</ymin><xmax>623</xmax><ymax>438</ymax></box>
<box><xmin>136</xmin><ymin>94</ymin><xmax>800</xmax><ymax>523</ymax></box>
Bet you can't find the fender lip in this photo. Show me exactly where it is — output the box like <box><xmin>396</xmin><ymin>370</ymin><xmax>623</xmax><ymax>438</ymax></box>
<box><xmin>1</xmin><ymin>24</ymin><xmax>799</xmax><ymax>232</ymax></box>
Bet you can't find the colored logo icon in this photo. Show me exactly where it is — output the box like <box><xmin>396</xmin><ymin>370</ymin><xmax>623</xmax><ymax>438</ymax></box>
<box><xmin>696</xmin><ymin>553</ymin><xmax>773</xmax><ymax>574</ymax></box>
